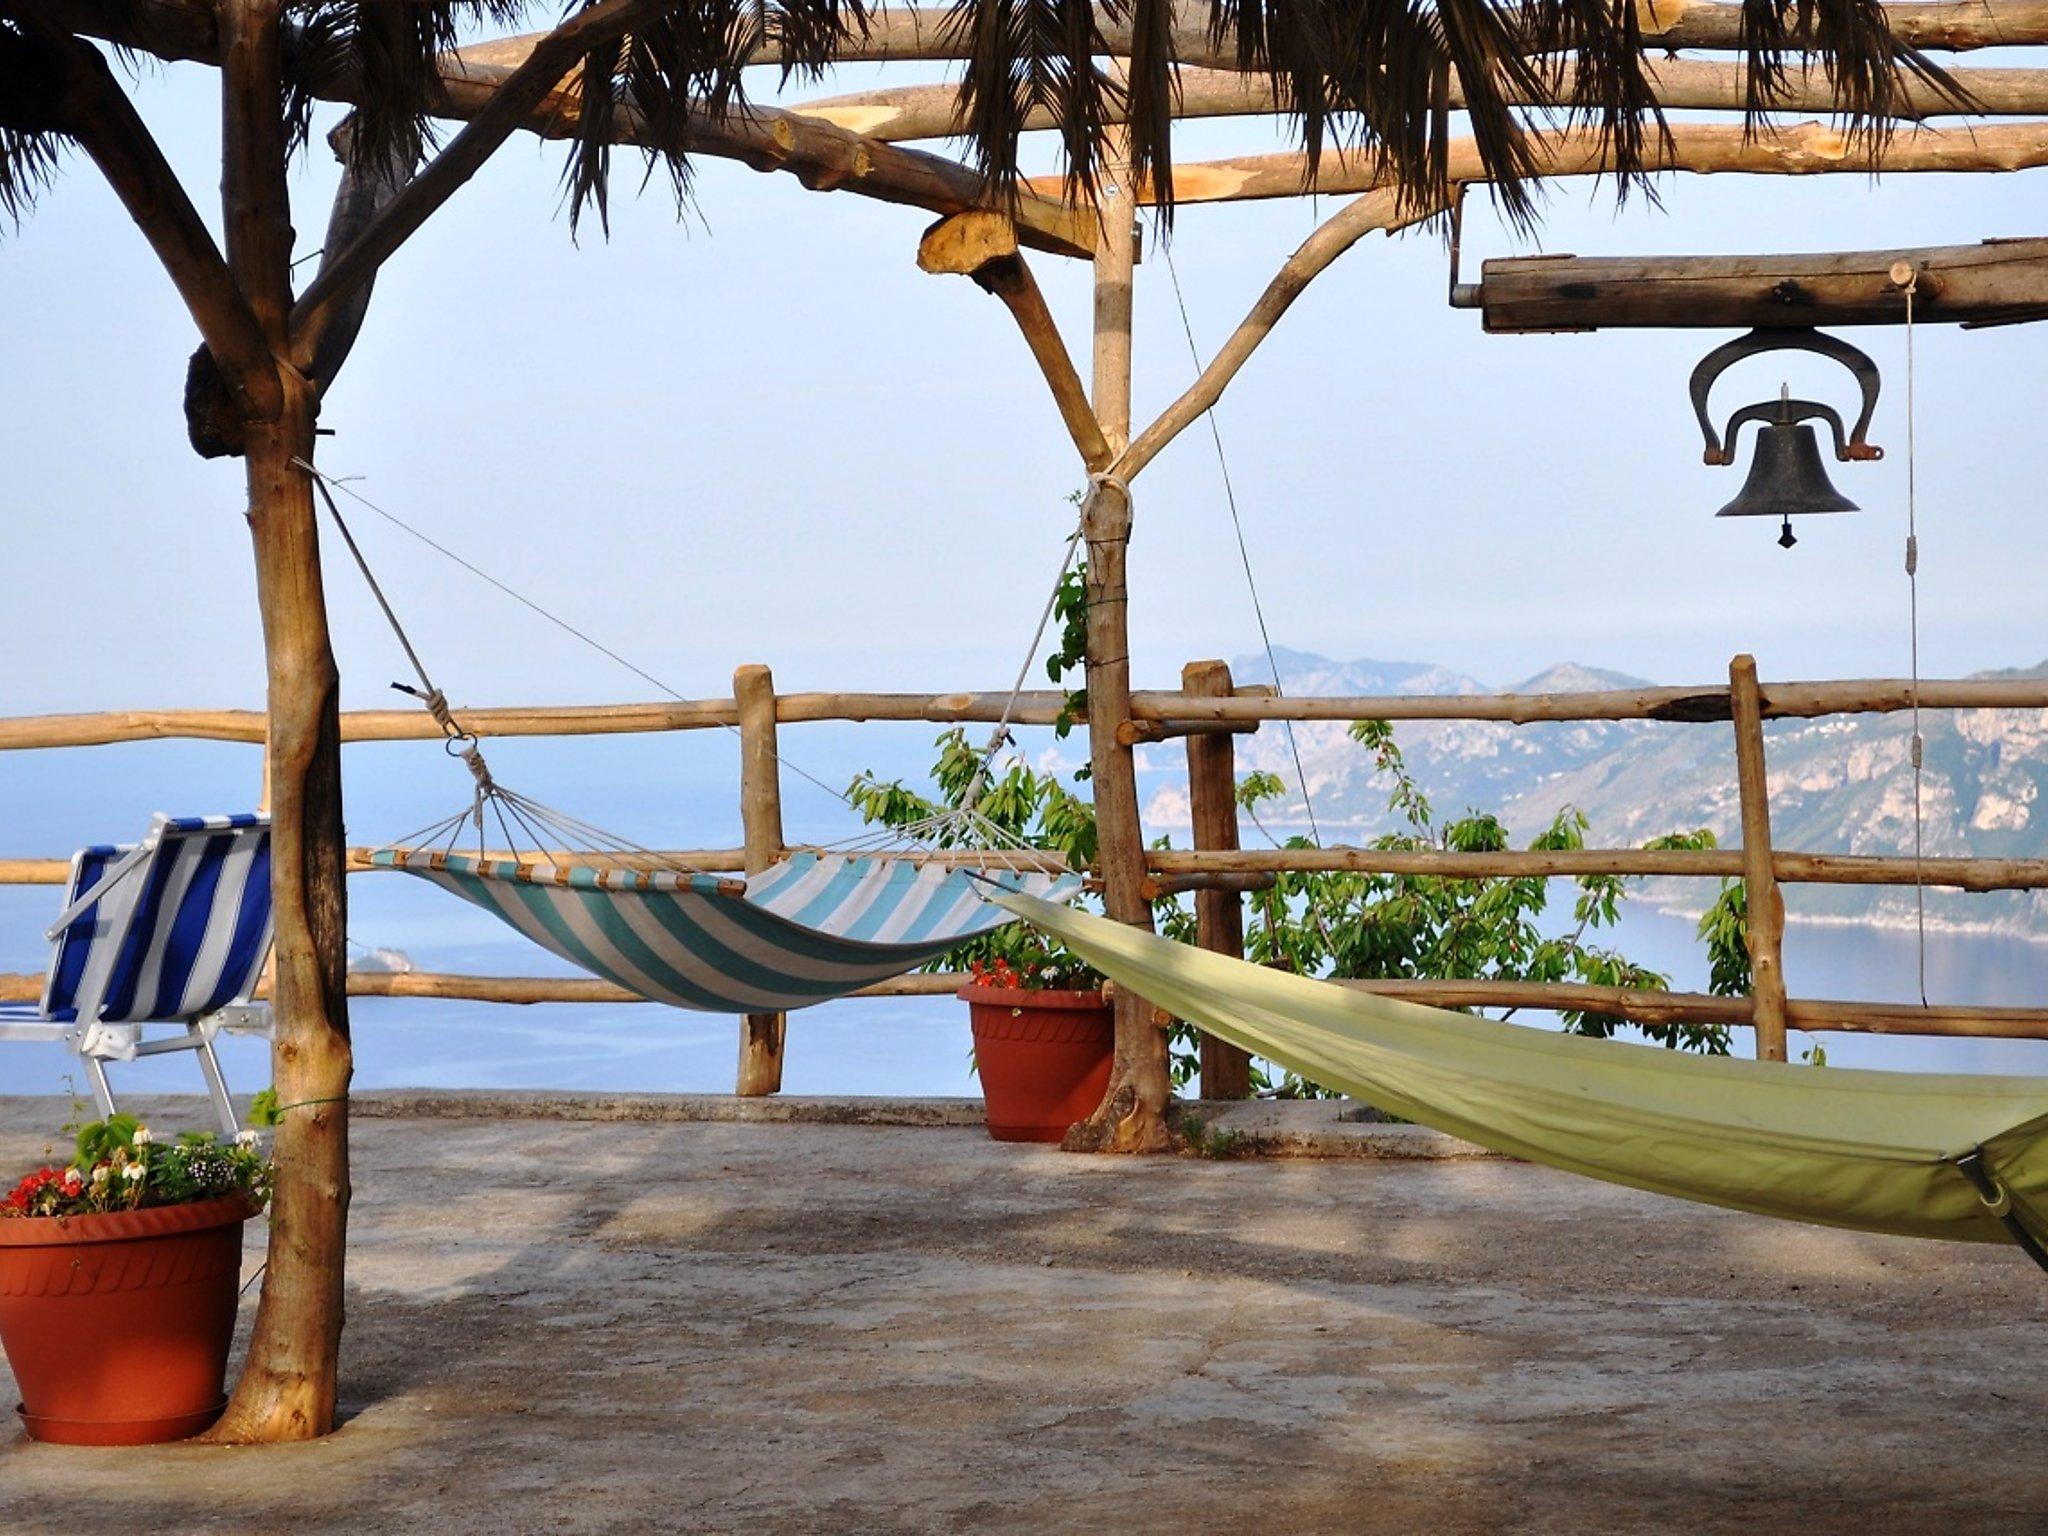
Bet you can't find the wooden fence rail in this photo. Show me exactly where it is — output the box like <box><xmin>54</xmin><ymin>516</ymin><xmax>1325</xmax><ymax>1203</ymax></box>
<box><xmin>3</xmin><ymin>674</ymin><xmax>2043</xmax><ymax>752</ymax></box>
<box><xmin>4</xmin><ymin>657</ymin><xmax>2043</xmax><ymax>1082</ymax></box>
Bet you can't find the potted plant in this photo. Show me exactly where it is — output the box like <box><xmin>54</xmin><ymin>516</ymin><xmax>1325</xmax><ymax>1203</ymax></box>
<box><xmin>958</xmin><ymin>929</ymin><xmax>1114</xmax><ymax>1143</ymax></box>
<box><xmin>0</xmin><ymin>1112</ymin><xmax>270</xmax><ymax>1445</ymax></box>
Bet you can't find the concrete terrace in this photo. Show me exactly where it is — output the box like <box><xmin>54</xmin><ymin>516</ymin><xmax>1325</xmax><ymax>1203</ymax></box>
<box><xmin>1</xmin><ymin>1093</ymin><xmax>2043</xmax><ymax>1535</ymax></box>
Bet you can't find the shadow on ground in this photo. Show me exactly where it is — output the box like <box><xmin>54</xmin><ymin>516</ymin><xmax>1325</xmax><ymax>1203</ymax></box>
<box><xmin>0</xmin><ymin>1097</ymin><xmax>2042</xmax><ymax>1535</ymax></box>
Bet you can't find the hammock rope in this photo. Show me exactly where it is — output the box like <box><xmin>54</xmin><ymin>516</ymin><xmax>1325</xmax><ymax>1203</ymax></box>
<box><xmin>294</xmin><ymin>457</ymin><xmax>1078</xmax><ymax>877</ymax></box>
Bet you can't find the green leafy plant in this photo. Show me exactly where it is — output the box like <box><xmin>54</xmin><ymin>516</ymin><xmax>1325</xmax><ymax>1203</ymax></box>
<box><xmin>3</xmin><ymin>1114</ymin><xmax>270</xmax><ymax>1219</ymax></box>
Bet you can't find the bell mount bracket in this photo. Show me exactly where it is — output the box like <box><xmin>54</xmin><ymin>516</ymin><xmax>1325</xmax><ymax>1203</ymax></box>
<box><xmin>1690</xmin><ymin>327</ymin><xmax>1884</xmax><ymax>467</ymax></box>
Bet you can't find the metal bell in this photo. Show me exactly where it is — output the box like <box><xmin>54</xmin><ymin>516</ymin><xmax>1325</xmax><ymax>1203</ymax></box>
<box><xmin>1715</xmin><ymin>413</ymin><xmax>1860</xmax><ymax>527</ymax></box>
<box><xmin>1690</xmin><ymin>328</ymin><xmax>1883</xmax><ymax>549</ymax></box>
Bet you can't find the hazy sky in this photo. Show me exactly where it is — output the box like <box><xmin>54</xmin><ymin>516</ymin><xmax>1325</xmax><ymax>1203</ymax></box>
<box><xmin>4</xmin><ymin>53</ymin><xmax>2045</xmax><ymax>727</ymax></box>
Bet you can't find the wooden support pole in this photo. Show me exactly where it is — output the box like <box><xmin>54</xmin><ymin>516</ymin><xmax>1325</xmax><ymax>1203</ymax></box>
<box><xmin>918</xmin><ymin>212</ymin><xmax>1114</xmax><ymax>470</ymax></box>
<box><xmin>1071</xmin><ymin>128</ymin><xmax>1173</xmax><ymax>1154</ymax></box>
<box><xmin>734</xmin><ymin>664</ymin><xmax>787</xmax><ymax>1095</ymax></box>
<box><xmin>1730</xmin><ymin>655</ymin><xmax>1790</xmax><ymax>1063</ymax></box>
<box><xmin>1184</xmin><ymin>660</ymin><xmax>1252</xmax><ymax>1100</ymax></box>
<box><xmin>207</xmin><ymin>0</ymin><xmax>355</xmax><ymax>1447</ymax></box>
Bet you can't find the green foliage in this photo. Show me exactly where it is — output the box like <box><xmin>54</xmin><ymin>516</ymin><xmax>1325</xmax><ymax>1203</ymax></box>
<box><xmin>5</xmin><ymin>1116</ymin><xmax>271</xmax><ymax>1219</ymax></box>
<box><xmin>1696</xmin><ymin>879</ymin><xmax>1754</xmax><ymax>997</ymax></box>
<box><xmin>1048</xmin><ymin>562</ymin><xmax>1090</xmax><ymax>757</ymax></box>
<box><xmin>249</xmin><ymin>1086</ymin><xmax>283</xmax><ymax>1128</ymax></box>
<box><xmin>848</xmin><ymin>727</ymin><xmax>1103</xmax><ymax>990</ymax></box>
<box><xmin>1172</xmin><ymin>1110</ymin><xmax>1245</xmax><ymax>1160</ymax></box>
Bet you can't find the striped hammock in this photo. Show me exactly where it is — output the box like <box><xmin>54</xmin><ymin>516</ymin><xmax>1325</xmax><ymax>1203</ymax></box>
<box><xmin>372</xmin><ymin>848</ymin><xmax>1080</xmax><ymax>1013</ymax></box>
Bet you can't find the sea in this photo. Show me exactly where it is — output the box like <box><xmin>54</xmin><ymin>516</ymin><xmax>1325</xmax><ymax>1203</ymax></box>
<box><xmin>4</xmin><ymin>733</ymin><xmax>2044</xmax><ymax>1102</ymax></box>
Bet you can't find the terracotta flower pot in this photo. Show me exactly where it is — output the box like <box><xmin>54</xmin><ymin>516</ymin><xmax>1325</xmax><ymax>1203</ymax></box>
<box><xmin>960</xmin><ymin>983</ymin><xmax>1116</xmax><ymax>1143</ymax></box>
<box><xmin>0</xmin><ymin>1194</ymin><xmax>257</xmax><ymax>1445</ymax></box>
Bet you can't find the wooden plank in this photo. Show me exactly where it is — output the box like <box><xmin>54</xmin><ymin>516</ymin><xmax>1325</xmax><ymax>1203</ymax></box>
<box><xmin>1731</xmin><ymin>656</ymin><xmax>1790</xmax><ymax>1062</ymax></box>
<box><xmin>734</xmin><ymin>664</ymin><xmax>787</xmax><ymax>1097</ymax></box>
<box><xmin>1183</xmin><ymin>660</ymin><xmax>1253</xmax><ymax>1100</ymax></box>
<box><xmin>1475</xmin><ymin>238</ymin><xmax>2048</xmax><ymax>332</ymax></box>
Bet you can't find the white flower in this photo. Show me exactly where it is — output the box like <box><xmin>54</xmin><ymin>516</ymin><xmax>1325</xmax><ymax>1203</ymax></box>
<box><xmin>61</xmin><ymin>1168</ymin><xmax>83</xmax><ymax>1189</ymax></box>
<box><xmin>234</xmin><ymin>1129</ymin><xmax>259</xmax><ymax>1149</ymax></box>
<box><xmin>121</xmin><ymin>1163</ymin><xmax>146</xmax><ymax>1183</ymax></box>
<box><xmin>132</xmin><ymin>1126</ymin><xmax>154</xmax><ymax>1147</ymax></box>
<box><xmin>91</xmin><ymin>1165</ymin><xmax>110</xmax><ymax>1185</ymax></box>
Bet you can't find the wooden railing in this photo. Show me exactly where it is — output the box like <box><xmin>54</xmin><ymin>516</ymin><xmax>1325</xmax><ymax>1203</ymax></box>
<box><xmin>5</xmin><ymin>657</ymin><xmax>2046</xmax><ymax>1091</ymax></box>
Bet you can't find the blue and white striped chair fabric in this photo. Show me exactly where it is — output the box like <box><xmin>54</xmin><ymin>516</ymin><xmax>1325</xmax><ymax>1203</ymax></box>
<box><xmin>0</xmin><ymin>814</ymin><xmax>275</xmax><ymax>1134</ymax></box>
<box><xmin>371</xmin><ymin>848</ymin><xmax>1081</xmax><ymax>1014</ymax></box>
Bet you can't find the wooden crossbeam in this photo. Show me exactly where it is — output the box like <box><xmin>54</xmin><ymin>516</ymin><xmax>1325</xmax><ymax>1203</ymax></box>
<box><xmin>1471</xmin><ymin>238</ymin><xmax>2048</xmax><ymax>331</ymax></box>
<box><xmin>1034</xmin><ymin>120</ymin><xmax>2048</xmax><ymax>206</ymax></box>
<box><xmin>790</xmin><ymin>60</ymin><xmax>2048</xmax><ymax>144</ymax></box>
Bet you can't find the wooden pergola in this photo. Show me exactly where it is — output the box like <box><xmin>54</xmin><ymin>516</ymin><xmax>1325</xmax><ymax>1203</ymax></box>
<box><xmin>13</xmin><ymin>0</ymin><xmax>2048</xmax><ymax>1441</ymax></box>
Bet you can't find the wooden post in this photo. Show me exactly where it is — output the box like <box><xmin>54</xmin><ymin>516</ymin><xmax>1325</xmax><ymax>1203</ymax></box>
<box><xmin>1069</xmin><ymin>129</ymin><xmax>1174</xmax><ymax>1154</ymax></box>
<box><xmin>1730</xmin><ymin>654</ymin><xmax>1790</xmax><ymax>1062</ymax></box>
<box><xmin>202</xmin><ymin>0</ymin><xmax>357</xmax><ymax>1447</ymax></box>
<box><xmin>734</xmin><ymin>664</ymin><xmax>787</xmax><ymax>1095</ymax></box>
<box><xmin>1183</xmin><ymin>660</ymin><xmax>1252</xmax><ymax>1099</ymax></box>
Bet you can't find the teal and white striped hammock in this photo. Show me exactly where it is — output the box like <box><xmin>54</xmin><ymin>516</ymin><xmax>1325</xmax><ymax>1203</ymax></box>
<box><xmin>310</xmin><ymin>461</ymin><xmax>1083</xmax><ymax>1016</ymax></box>
<box><xmin>373</xmin><ymin>846</ymin><xmax>1078</xmax><ymax>1014</ymax></box>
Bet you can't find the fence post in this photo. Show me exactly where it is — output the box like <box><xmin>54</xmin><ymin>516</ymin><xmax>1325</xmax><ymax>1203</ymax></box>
<box><xmin>1730</xmin><ymin>654</ymin><xmax>1790</xmax><ymax>1062</ymax></box>
<box><xmin>734</xmin><ymin>663</ymin><xmax>787</xmax><ymax>1095</ymax></box>
<box><xmin>1183</xmin><ymin>660</ymin><xmax>1253</xmax><ymax>1099</ymax></box>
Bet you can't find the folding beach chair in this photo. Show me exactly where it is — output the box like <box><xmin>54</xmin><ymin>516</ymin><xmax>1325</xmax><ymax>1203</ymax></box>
<box><xmin>0</xmin><ymin>814</ymin><xmax>275</xmax><ymax>1135</ymax></box>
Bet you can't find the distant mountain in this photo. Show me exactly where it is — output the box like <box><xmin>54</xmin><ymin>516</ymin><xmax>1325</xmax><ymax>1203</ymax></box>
<box><xmin>1143</xmin><ymin>652</ymin><xmax>2048</xmax><ymax>939</ymax></box>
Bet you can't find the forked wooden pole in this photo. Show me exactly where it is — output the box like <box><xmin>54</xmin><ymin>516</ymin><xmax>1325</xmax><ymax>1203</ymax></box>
<box><xmin>1071</xmin><ymin>131</ymin><xmax>1174</xmax><ymax>1153</ymax></box>
<box><xmin>734</xmin><ymin>664</ymin><xmax>788</xmax><ymax>1095</ymax></box>
<box><xmin>1183</xmin><ymin>660</ymin><xmax>1252</xmax><ymax>1100</ymax></box>
<box><xmin>1730</xmin><ymin>655</ymin><xmax>1791</xmax><ymax>1062</ymax></box>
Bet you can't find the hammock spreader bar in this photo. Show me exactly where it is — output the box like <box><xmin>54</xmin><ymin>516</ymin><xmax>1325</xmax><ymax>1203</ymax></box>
<box><xmin>375</xmin><ymin>848</ymin><xmax>1080</xmax><ymax>1014</ymax></box>
<box><xmin>996</xmin><ymin>889</ymin><xmax>2048</xmax><ymax>1258</ymax></box>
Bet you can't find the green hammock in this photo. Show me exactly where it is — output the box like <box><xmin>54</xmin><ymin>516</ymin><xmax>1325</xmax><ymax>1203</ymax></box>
<box><xmin>998</xmin><ymin>891</ymin><xmax>2048</xmax><ymax>1261</ymax></box>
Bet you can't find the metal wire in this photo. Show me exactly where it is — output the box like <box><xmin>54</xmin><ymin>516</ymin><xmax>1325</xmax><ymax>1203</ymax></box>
<box><xmin>1903</xmin><ymin>276</ymin><xmax>1930</xmax><ymax>1008</ymax></box>
<box><xmin>1161</xmin><ymin>243</ymin><xmax>1325</xmax><ymax>846</ymax></box>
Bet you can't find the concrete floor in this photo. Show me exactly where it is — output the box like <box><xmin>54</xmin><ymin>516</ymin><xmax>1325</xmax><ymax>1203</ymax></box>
<box><xmin>1</xmin><ymin>1096</ymin><xmax>2043</xmax><ymax>1535</ymax></box>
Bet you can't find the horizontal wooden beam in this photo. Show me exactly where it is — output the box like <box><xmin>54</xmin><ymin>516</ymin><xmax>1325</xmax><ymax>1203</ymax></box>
<box><xmin>3</xmin><ymin>676</ymin><xmax>2039</xmax><ymax>753</ymax></box>
<box><xmin>415</xmin><ymin>1</ymin><xmax>2048</xmax><ymax>75</ymax></box>
<box><xmin>8</xmin><ymin>965</ymin><xmax>2037</xmax><ymax>1038</ymax></box>
<box><xmin>1128</xmin><ymin>675</ymin><xmax>2048</xmax><ymax>725</ymax></box>
<box><xmin>1336</xmin><ymin>978</ymin><xmax>2048</xmax><ymax>1039</ymax></box>
<box><xmin>1034</xmin><ymin>120</ymin><xmax>2048</xmax><ymax>206</ymax></box>
<box><xmin>1148</xmin><ymin>846</ymin><xmax>2048</xmax><ymax>891</ymax></box>
<box><xmin>791</xmin><ymin>60</ymin><xmax>2048</xmax><ymax>144</ymax></box>
<box><xmin>1473</xmin><ymin>238</ymin><xmax>2048</xmax><ymax>331</ymax></box>
<box><xmin>11</xmin><ymin>843</ymin><xmax>2043</xmax><ymax>892</ymax></box>
<box><xmin>0</xmin><ymin>968</ymin><xmax>968</xmax><ymax>1005</ymax></box>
